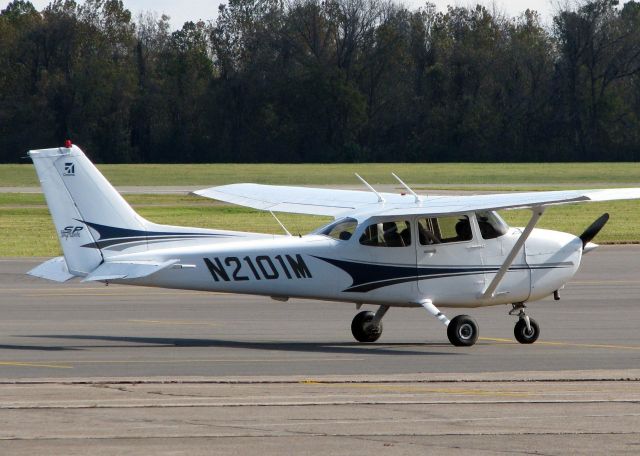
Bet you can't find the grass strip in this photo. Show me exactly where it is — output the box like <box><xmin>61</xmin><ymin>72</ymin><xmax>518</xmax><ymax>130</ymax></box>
<box><xmin>1</xmin><ymin>192</ymin><xmax>635</xmax><ymax>257</ymax></box>
<box><xmin>1</xmin><ymin>204</ymin><xmax>330</xmax><ymax>257</ymax></box>
<box><xmin>4</xmin><ymin>162</ymin><xmax>640</xmax><ymax>187</ymax></box>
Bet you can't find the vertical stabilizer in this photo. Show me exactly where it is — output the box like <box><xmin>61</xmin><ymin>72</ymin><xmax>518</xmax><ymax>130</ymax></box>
<box><xmin>29</xmin><ymin>144</ymin><xmax>147</xmax><ymax>276</ymax></box>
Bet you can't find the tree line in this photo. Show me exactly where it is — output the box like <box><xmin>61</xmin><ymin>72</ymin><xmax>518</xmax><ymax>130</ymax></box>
<box><xmin>1</xmin><ymin>0</ymin><xmax>640</xmax><ymax>163</ymax></box>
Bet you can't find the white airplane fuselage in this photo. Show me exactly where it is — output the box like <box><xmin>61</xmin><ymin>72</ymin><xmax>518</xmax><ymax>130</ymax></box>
<box><xmin>31</xmin><ymin>144</ymin><xmax>626</xmax><ymax>346</ymax></box>
<box><xmin>107</xmin><ymin>224</ymin><xmax>582</xmax><ymax>308</ymax></box>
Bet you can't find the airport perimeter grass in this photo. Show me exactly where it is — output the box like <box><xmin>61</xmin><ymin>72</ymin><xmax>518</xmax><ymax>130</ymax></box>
<box><xmin>3</xmin><ymin>161</ymin><xmax>639</xmax><ymax>256</ymax></box>
<box><xmin>3</xmin><ymin>162</ymin><xmax>640</xmax><ymax>187</ymax></box>
<box><xmin>0</xmin><ymin>202</ymin><xmax>331</xmax><ymax>257</ymax></box>
<box><xmin>0</xmin><ymin>192</ymin><xmax>636</xmax><ymax>257</ymax></box>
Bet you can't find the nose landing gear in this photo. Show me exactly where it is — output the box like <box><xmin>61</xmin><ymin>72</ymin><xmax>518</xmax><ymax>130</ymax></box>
<box><xmin>510</xmin><ymin>303</ymin><xmax>540</xmax><ymax>344</ymax></box>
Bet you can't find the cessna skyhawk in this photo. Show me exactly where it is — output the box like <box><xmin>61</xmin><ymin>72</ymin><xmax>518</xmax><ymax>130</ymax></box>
<box><xmin>27</xmin><ymin>143</ymin><xmax>638</xmax><ymax>346</ymax></box>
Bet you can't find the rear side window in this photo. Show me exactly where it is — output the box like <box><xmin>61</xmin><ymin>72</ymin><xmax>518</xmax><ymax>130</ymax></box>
<box><xmin>359</xmin><ymin>220</ymin><xmax>411</xmax><ymax>247</ymax></box>
<box><xmin>418</xmin><ymin>216</ymin><xmax>472</xmax><ymax>244</ymax></box>
<box><xmin>319</xmin><ymin>218</ymin><xmax>357</xmax><ymax>241</ymax></box>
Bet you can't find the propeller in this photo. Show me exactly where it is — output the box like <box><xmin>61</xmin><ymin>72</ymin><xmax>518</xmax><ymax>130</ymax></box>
<box><xmin>579</xmin><ymin>213</ymin><xmax>609</xmax><ymax>248</ymax></box>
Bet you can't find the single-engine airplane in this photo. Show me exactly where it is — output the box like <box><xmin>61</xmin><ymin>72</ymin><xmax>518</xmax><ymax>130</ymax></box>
<box><xmin>26</xmin><ymin>143</ymin><xmax>640</xmax><ymax>346</ymax></box>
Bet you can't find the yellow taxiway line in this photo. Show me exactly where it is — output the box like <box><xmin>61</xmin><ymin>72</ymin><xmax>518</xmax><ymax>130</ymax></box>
<box><xmin>570</xmin><ymin>280</ymin><xmax>640</xmax><ymax>285</ymax></box>
<box><xmin>480</xmin><ymin>337</ymin><xmax>640</xmax><ymax>351</ymax></box>
<box><xmin>0</xmin><ymin>361</ymin><xmax>72</xmax><ymax>369</ymax></box>
<box><xmin>0</xmin><ymin>358</ymin><xmax>364</xmax><ymax>369</ymax></box>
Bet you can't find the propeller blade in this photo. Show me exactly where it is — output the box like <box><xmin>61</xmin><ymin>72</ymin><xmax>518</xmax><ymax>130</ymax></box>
<box><xmin>579</xmin><ymin>213</ymin><xmax>609</xmax><ymax>248</ymax></box>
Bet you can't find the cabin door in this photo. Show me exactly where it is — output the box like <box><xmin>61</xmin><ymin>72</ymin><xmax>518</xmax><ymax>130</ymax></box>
<box><xmin>415</xmin><ymin>214</ymin><xmax>485</xmax><ymax>303</ymax></box>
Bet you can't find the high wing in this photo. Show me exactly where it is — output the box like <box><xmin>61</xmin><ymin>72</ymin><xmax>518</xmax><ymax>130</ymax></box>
<box><xmin>193</xmin><ymin>184</ymin><xmax>415</xmax><ymax>217</ymax></box>
<box><xmin>194</xmin><ymin>184</ymin><xmax>640</xmax><ymax>217</ymax></box>
<box><xmin>379</xmin><ymin>188</ymin><xmax>640</xmax><ymax>216</ymax></box>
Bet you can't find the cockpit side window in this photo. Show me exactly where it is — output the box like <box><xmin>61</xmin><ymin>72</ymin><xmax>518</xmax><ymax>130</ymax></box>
<box><xmin>359</xmin><ymin>220</ymin><xmax>411</xmax><ymax>247</ymax></box>
<box><xmin>476</xmin><ymin>211</ymin><xmax>509</xmax><ymax>240</ymax></box>
<box><xmin>419</xmin><ymin>216</ymin><xmax>472</xmax><ymax>244</ymax></box>
<box><xmin>319</xmin><ymin>218</ymin><xmax>358</xmax><ymax>241</ymax></box>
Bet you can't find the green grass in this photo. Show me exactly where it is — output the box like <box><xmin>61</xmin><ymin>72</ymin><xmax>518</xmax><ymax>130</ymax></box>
<box><xmin>0</xmin><ymin>193</ymin><xmax>228</xmax><ymax>207</ymax></box>
<box><xmin>3</xmin><ymin>161</ymin><xmax>640</xmax><ymax>256</ymax></box>
<box><xmin>4</xmin><ymin>162</ymin><xmax>640</xmax><ymax>187</ymax></box>
<box><xmin>499</xmin><ymin>202</ymin><xmax>635</xmax><ymax>243</ymax></box>
<box><xmin>0</xmin><ymin>192</ymin><xmax>635</xmax><ymax>257</ymax></box>
<box><xmin>0</xmin><ymin>198</ymin><xmax>330</xmax><ymax>257</ymax></box>
<box><xmin>0</xmin><ymin>193</ymin><xmax>45</xmax><ymax>206</ymax></box>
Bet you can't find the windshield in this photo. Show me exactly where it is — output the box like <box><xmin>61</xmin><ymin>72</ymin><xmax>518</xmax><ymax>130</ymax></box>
<box><xmin>317</xmin><ymin>218</ymin><xmax>358</xmax><ymax>241</ymax></box>
<box><xmin>476</xmin><ymin>211</ymin><xmax>509</xmax><ymax>239</ymax></box>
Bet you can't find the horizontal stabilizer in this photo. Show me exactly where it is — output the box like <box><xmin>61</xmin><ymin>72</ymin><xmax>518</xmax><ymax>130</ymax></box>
<box><xmin>82</xmin><ymin>259</ymin><xmax>180</xmax><ymax>282</ymax></box>
<box><xmin>27</xmin><ymin>256</ymin><xmax>75</xmax><ymax>282</ymax></box>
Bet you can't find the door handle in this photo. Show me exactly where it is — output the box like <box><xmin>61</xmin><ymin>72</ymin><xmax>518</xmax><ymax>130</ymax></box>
<box><xmin>423</xmin><ymin>249</ymin><xmax>436</xmax><ymax>254</ymax></box>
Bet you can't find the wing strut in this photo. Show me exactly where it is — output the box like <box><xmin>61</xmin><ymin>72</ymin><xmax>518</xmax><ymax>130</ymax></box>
<box><xmin>482</xmin><ymin>206</ymin><xmax>545</xmax><ymax>299</ymax></box>
<box><xmin>269</xmin><ymin>210</ymin><xmax>292</xmax><ymax>236</ymax></box>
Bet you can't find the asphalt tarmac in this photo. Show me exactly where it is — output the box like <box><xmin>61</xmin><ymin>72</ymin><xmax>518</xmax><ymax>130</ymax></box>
<box><xmin>1</xmin><ymin>246</ymin><xmax>640</xmax><ymax>378</ymax></box>
<box><xmin>1</xmin><ymin>246</ymin><xmax>640</xmax><ymax>454</ymax></box>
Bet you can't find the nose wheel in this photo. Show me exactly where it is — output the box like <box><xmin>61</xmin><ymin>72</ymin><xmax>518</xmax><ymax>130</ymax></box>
<box><xmin>510</xmin><ymin>303</ymin><xmax>540</xmax><ymax>344</ymax></box>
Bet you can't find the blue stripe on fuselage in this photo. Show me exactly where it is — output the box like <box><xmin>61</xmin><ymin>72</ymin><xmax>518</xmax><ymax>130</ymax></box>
<box><xmin>313</xmin><ymin>256</ymin><xmax>571</xmax><ymax>293</ymax></box>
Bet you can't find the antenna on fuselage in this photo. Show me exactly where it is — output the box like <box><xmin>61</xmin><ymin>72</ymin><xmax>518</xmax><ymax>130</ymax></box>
<box><xmin>269</xmin><ymin>210</ymin><xmax>292</xmax><ymax>236</ymax></box>
<box><xmin>355</xmin><ymin>173</ymin><xmax>385</xmax><ymax>203</ymax></box>
<box><xmin>391</xmin><ymin>172</ymin><xmax>422</xmax><ymax>204</ymax></box>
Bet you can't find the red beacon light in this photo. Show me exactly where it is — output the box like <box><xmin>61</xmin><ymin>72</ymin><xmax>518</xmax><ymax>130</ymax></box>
<box><xmin>64</xmin><ymin>139</ymin><xmax>72</xmax><ymax>148</ymax></box>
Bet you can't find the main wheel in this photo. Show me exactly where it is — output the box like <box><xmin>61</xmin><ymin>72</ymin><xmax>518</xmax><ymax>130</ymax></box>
<box><xmin>447</xmin><ymin>315</ymin><xmax>479</xmax><ymax>347</ymax></box>
<box><xmin>514</xmin><ymin>318</ymin><xmax>540</xmax><ymax>344</ymax></box>
<box><xmin>351</xmin><ymin>311</ymin><xmax>382</xmax><ymax>343</ymax></box>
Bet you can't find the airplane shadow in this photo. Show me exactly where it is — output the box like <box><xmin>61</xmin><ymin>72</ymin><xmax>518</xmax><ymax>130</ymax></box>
<box><xmin>25</xmin><ymin>335</ymin><xmax>459</xmax><ymax>356</ymax></box>
<box><xmin>0</xmin><ymin>343</ymin><xmax>79</xmax><ymax>351</ymax></box>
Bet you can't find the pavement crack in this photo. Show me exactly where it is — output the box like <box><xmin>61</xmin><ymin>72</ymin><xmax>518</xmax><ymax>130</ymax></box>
<box><xmin>145</xmin><ymin>389</ymin><xmax>213</xmax><ymax>399</ymax></box>
<box><xmin>90</xmin><ymin>384</ymin><xmax>136</xmax><ymax>394</ymax></box>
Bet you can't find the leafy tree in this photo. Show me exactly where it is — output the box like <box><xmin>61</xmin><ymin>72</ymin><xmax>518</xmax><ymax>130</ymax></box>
<box><xmin>1</xmin><ymin>0</ymin><xmax>640</xmax><ymax>163</ymax></box>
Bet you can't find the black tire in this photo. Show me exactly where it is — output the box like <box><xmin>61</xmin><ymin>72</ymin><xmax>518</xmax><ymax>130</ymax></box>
<box><xmin>447</xmin><ymin>315</ymin><xmax>479</xmax><ymax>347</ymax></box>
<box><xmin>514</xmin><ymin>318</ymin><xmax>540</xmax><ymax>344</ymax></box>
<box><xmin>351</xmin><ymin>311</ymin><xmax>382</xmax><ymax>343</ymax></box>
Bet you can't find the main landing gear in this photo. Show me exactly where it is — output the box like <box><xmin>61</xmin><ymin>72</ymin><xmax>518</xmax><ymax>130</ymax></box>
<box><xmin>350</xmin><ymin>300</ymin><xmax>481</xmax><ymax>346</ymax></box>
<box><xmin>351</xmin><ymin>305</ymin><xmax>388</xmax><ymax>342</ymax></box>
<box><xmin>447</xmin><ymin>315</ymin><xmax>479</xmax><ymax>347</ymax></box>
<box><xmin>350</xmin><ymin>301</ymin><xmax>539</xmax><ymax>346</ymax></box>
<box><xmin>510</xmin><ymin>303</ymin><xmax>540</xmax><ymax>344</ymax></box>
<box><xmin>418</xmin><ymin>300</ymin><xmax>479</xmax><ymax>346</ymax></box>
